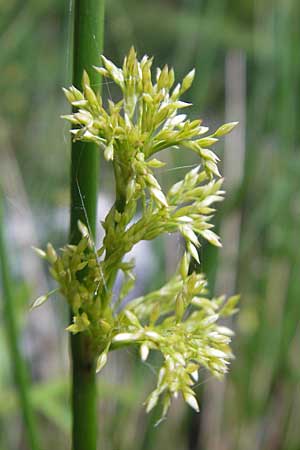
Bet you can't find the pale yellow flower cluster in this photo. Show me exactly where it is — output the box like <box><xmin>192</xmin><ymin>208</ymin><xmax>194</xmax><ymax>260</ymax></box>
<box><xmin>34</xmin><ymin>48</ymin><xmax>238</xmax><ymax>418</ymax></box>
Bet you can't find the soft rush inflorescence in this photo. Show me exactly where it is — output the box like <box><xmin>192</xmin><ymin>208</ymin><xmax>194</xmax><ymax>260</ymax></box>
<box><xmin>33</xmin><ymin>48</ymin><xmax>239</xmax><ymax>417</ymax></box>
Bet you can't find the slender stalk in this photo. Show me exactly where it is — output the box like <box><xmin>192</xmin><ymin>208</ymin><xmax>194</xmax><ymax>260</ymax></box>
<box><xmin>104</xmin><ymin>163</ymin><xmax>128</xmax><ymax>292</ymax></box>
<box><xmin>0</xmin><ymin>192</ymin><xmax>40</xmax><ymax>450</ymax></box>
<box><xmin>69</xmin><ymin>1</ymin><xmax>105</xmax><ymax>450</ymax></box>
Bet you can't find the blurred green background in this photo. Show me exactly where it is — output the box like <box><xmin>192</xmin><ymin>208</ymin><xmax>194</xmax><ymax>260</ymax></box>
<box><xmin>1</xmin><ymin>0</ymin><xmax>300</xmax><ymax>449</ymax></box>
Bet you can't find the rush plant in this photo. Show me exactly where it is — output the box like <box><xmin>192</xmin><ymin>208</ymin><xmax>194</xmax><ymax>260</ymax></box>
<box><xmin>34</xmin><ymin>48</ymin><xmax>238</xmax><ymax>423</ymax></box>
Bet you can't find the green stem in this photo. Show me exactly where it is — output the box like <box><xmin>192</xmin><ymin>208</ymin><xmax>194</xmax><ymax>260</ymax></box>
<box><xmin>69</xmin><ymin>1</ymin><xmax>105</xmax><ymax>450</ymax></box>
<box><xmin>104</xmin><ymin>162</ymin><xmax>128</xmax><ymax>293</ymax></box>
<box><xmin>0</xmin><ymin>192</ymin><xmax>40</xmax><ymax>450</ymax></box>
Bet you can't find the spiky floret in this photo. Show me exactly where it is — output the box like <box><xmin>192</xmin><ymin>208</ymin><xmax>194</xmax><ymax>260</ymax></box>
<box><xmin>33</xmin><ymin>48</ymin><xmax>239</xmax><ymax>418</ymax></box>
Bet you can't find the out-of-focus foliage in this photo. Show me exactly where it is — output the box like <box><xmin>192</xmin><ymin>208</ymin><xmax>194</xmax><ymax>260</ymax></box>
<box><xmin>1</xmin><ymin>0</ymin><xmax>300</xmax><ymax>449</ymax></box>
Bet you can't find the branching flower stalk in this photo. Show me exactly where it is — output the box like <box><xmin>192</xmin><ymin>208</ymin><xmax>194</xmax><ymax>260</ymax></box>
<box><xmin>34</xmin><ymin>48</ymin><xmax>239</xmax><ymax>418</ymax></box>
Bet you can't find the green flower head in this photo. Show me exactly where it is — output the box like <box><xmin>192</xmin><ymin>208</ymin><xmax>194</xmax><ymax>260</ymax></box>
<box><xmin>34</xmin><ymin>48</ymin><xmax>239</xmax><ymax>419</ymax></box>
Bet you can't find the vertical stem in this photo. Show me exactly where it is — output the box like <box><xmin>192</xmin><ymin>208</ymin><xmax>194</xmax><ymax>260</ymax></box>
<box><xmin>0</xmin><ymin>193</ymin><xmax>40</xmax><ymax>450</ymax></box>
<box><xmin>69</xmin><ymin>1</ymin><xmax>105</xmax><ymax>450</ymax></box>
<box><xmin>202</xmin><ymin>49</ymin><xmax>246</xmax><ymax>450</ymax></box>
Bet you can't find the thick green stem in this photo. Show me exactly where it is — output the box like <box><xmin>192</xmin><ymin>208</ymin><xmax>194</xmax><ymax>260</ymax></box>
<box><xmin>69</xmin><ymin>1</ymin><xmax>105</xmax><ymax>450</ymax></box>
<box><xmin>0</xmin><ymin>193</ymin><xmax>40</xmax><ymax>450</ymax></box>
